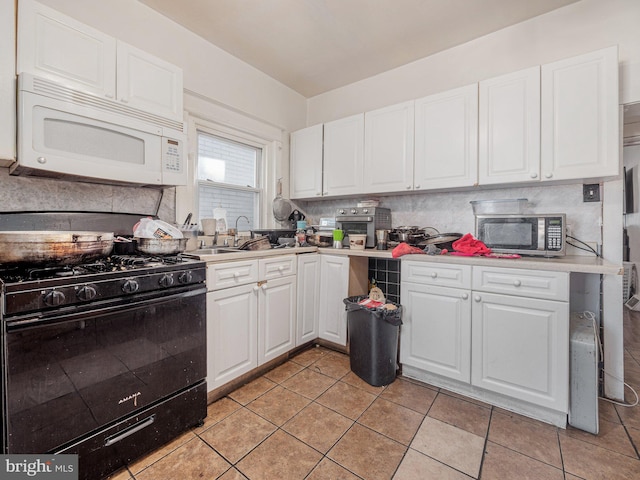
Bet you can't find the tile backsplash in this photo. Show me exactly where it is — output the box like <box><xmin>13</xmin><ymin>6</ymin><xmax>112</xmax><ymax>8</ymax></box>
<box><xmin>298</xmin><ymin>183</ymin><xmax>603</xmax><ymax>255</ymax></box>
<box><xmin>0</xmin><ymin>168</ymin><xmax>176</xmax><ymax>222</ymax></box>
<box><xmin>368</xmin><ymin>257</ymin><xmax>401</xmax><ymax>304</ymax></box>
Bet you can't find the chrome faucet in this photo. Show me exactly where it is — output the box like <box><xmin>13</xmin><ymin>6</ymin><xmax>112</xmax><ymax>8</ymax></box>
<box><xmin>234</xmin><ymin>216</ymin><xmax>250</xmax><ymax>247</ymax></box>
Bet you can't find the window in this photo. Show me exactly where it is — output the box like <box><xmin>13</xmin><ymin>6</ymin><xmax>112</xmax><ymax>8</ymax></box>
<box><xmin>197</xmin><ymin>131</ymin><xmax>262</xmax><ymax>231</ymax></box>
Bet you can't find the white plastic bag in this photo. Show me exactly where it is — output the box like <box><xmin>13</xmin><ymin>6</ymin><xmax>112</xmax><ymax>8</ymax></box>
<box><xmin>133</xmin><ymin>218</ymin><xmax>183</xmax><ymax>239</ymax></box>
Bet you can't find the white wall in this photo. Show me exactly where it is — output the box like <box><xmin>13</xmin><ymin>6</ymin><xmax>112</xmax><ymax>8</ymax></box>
<box><xmin>307</xmin><ymin>0</ymin><xmax>640</xmax><ymax>124</ymax></box>
<box><xmin>36</xmin><ymin>0</ymin><xmax>307</xmax><ymax>133</ymax></box>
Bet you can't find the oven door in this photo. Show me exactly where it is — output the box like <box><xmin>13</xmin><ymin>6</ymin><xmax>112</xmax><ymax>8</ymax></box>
<box><xmin>336</xmin><ymin>220</ymin><xmax>371</xmax><ymax>247</ymax></box>
<box><xmin>3</xmin><ymin>287</ymin><xmax>206</xmax><ymax>453</ymax></box>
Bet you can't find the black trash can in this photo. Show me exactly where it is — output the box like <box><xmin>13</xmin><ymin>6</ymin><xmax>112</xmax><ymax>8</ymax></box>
<box><xmin>344</xmin><ymin>296</ymin><xmax>403</xmax><ymax>387</ymax></box>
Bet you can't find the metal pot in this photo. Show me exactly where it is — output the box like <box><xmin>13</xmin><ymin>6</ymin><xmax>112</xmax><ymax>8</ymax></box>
<box><xmin>0</xmin><ymin>231</ymin><xmax>114</xmax><ymax>265</ymax></box>
<box><xmin>135</xmin><ymin>237</ymin><xmax>188</xmax><ymax>255</ymax></box>
<box><xmin>390</xmin><ymin>226</ymin><xmax>426</xmax><ymax>244</ymax></box>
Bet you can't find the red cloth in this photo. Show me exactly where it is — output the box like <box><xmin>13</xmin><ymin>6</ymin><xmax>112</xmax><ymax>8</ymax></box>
<box><xmin>391</xmin><ymin>242</ymin><xmax>426</xmax><ymax>258</ymax></box>
<box><xmin>451</xmin><ymin>233</ymin><xmax>492</xmax><ymax>256</ymax></box>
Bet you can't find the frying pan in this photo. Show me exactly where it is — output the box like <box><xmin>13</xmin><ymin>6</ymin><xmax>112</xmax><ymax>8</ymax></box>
<box><xmin>0</xmin><ymin>231</ymin><xmax>114</xmax><ymax>265</ymax></box>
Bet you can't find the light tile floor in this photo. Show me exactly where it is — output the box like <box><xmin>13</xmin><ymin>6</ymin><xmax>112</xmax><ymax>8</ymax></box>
<box><xmin>107</xmin><ymin>311</ymin><xmax>640</xmax><ymax>480</ymax></box>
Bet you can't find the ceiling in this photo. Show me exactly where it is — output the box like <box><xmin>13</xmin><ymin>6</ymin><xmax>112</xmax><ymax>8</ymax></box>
<box><xmin>139</xmin><ymin>0</ymin><xmax>580</xmax><ymax>98</ymax></box>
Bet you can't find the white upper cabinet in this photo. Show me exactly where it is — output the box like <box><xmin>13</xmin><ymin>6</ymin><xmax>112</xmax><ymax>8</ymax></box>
<box><xmin>0</xmin><ymin>0</ymin><xmax>16</xmax><ymax>165</ymax></box>
<box><xmin>116</xmin><ymin>42</ymin><xmax>183</xmax><ymax>121</ymax></box>
<box><xmin>479</xmin><ymin>66</ymin><xmax>541</xmax><ymax>185</ymax></box>
<box><xmin>18</xmin><ymin>0</ymin><xmax>117</xmax><ymax>98</ymax></box>
<box><xmin>541</xmin><ymin>46</ymin><xmax>619</xmax><ymax>181</ymax></box>
<box><xmin>290</xmin><ymin>124</ymin><xmax>323</xmax><ymax>199</ymax></box>
<box><xmin>18</xmin><ymin>0</ymin><xmax>183</xmax><ymax>121</ymax></box>
<box><xmin>415</xmin><ymin>84</ymin><xmax>478</xmax><ymax>190</ymax></box>
<box><xmin>323</xmin><ymin>113</ymin><xmax>364</xmax><ymax>196</ymax></box>
<box><xmin>363</xmin><ymin>101</ymin><xmax>415</xmax><ymax>194</ymax></box>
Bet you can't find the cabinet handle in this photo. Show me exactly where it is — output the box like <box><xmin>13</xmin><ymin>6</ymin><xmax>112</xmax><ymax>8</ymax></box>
<box><xmin>316</xmin><ymin>192</ymin><xmax>322</xmax><ymax>196</ymax></box>
<box><xmin>37</xmin><ymin>156</ymin><xmax>47</xmax><ymax>164</ymax></box>
<box><xmin>120</xmin><ymin>97</ymin><xmax>129</xmax><ymax>103</ymax></box>
<box><xmin>513</xmin><ymin>280</ymin><xmax>522</xmax><ymax>287</ymax></box>
<box><xmin>278</xmin><ymin>266</ymin><xmax>285</xmax><ymax>272</ymax></box>
<box><xmin>406</xmin><ymin>185</ymin><xmax>412</xmax><ymax>190</ymax></box>
<box><xmin>544</xmin><ymin>173</ymin><xmax>553</xmax><ymax>179</ymax></box>
<box><xmin>261</xmin><ymin>283</ymin><xmax>268</xmax><ymax>291</ymax></box>
<box><xmin>415</xmin><ymin>184</ymin><xmax>421</xmax><ymax>189</ymax></box>
<box><xmin>323</xmin><ymin>192</ymin><xmax>328</xmax><ymax>195</ymax></box>
<box><xmin>253</xmin><ymin>286</ymin><xmax>259</xmax><ymax>292</ymax></box>
<box><xmin>430</xmin><ymin>272</ymin><xmax>437</xmax><ymax>278</ymax></box>
<box><xmin>530</xmin><ymin>172</ymin><xmax>538</xmax><ymax>179</ymax></box>
<box><xmin>105</xmin><ymin>93</ymin><xmax>114</xmax><ymax>99</ymax></box>
<box><xmin>461</xmin><ymin>293</ymin><xmax>469</xmax><ymax>300</ymax></box>
<box><xmin>233</xmin><ymin>272</ymin><xmax>240</xmax><ymax>279</ymax></box>
<box><xmin>474</xmin><ymin>295</ymin><xmax>481</xmax><ymax>303</ymax></box>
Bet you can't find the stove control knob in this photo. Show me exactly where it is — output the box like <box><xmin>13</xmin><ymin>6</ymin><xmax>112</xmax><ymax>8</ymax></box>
<box><xmin>43</xmin><ymin>290</ymin><xmax>65</xmax><ymax>306</ymax></box>
<box><xmin>178</xmin><ymin>271</ymin><xmax>193</xmax><ymax>284</ymax></box>
<box><xmin>76</xmin><ymin>285</ymin><xmax>97</xmax><ymax>301</ymax></box>
<box><xmin>351</xmin><ymin>208</ymin><xmax>357</xmax><ymax>214</ymax></box>
<box><xmin>362</xmin><ymin>208</ymin><xmax>369</xmax><ymax>214</ymax></box>
<box><xmin>122</xmin><ymin>279</ymin><xmax>140</xmax><ymax>294</ymax></box>
<box><xmin>159</xmin><ymin>273</ymin><xmax>175</xmax><ymax>288</ymax></box>
<box><xmin>338</xmin><ymin>209</ymin><xmax>345</xmax><ymax>215</ymax></box>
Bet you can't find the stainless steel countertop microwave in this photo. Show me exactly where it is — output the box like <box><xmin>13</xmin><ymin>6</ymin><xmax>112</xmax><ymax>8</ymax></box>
<box><xmin>475</xmin><ymin>213</ymin><xmax>566</xmax><ymax>256</ymax></box>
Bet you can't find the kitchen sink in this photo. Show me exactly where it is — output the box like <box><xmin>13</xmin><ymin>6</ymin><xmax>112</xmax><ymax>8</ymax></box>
<box><xmin>185</xmin><ymin>246</ymin><xmax>241</xmax><ymax>255</ymax></box>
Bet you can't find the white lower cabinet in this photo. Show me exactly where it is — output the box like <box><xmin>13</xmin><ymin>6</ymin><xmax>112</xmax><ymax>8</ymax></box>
<box><xmin>207</xmin><ymin>283</ymin><xmax>258</xmax><ymax>390</ymax></box>
<box><xmin>471</xmin><ymin>291</ymin><xmax>569</xmax><ymax>411</ymax></box>
<box><xmin>207</xmin><ymin>256</ymin><xmax>296</xmax><ymax>391</ymax></box>
<box><xmin>296</xmin><ymin>253</ymin><xmax>320</xmax><ymax>346</ymax></box>
<box><xmin>318</xmin><ymin>255</ymin><xmax>349</xmax><ymax>346</ymax></box>
<box><xmin>401</xmin><ymin>261</ymin><xmax>569</xmax><ymax>424</ymax></box>
<box><xmin>401</xmin><ymin>282</ymin><xmax>471</xmax><ymax>383</ymax></box>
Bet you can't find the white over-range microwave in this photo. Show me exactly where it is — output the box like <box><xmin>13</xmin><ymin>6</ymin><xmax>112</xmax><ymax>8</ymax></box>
<box><xmin>14</xmin><ymin>73</ymin><xmax>187</xmax><ymax>186</ymax></box>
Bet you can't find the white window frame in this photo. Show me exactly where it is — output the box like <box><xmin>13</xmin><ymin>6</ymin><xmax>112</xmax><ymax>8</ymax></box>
<box><xmin>177</xmin><ymin>114</ymin><xmax>279</xmax><ymax>230</ymax></box>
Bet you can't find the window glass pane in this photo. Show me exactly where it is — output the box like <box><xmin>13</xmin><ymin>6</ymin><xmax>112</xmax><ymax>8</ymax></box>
<box><xmin>198</xmin><ymin>184</ymin><xmax>256</xmax><ymax>230</ymax></box>
<box><xmin>198</xmin><ymin>133</ymin><xmax>257</xmax><ymax>187</ymax></box>
<box><xmin>196</xmin><ymin>130</ymin><xmax>261</xmax><ymax>232</ymax></box>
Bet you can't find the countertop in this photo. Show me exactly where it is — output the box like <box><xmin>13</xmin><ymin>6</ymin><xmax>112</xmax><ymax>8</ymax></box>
<box><xmin>319</xmin><ymin>247</ymin><xmax>622</xmax><ymax>275</ymax></box>
<box><xmin>189</xmin><ymin>245</ymin><xmax>622</xmax><ymax>275</ymax></box>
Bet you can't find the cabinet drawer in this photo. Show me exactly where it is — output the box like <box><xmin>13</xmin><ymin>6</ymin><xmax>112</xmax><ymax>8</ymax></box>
<box><xmin>259</xmin><ymin>255</ymin><xmax>297</xmax><ymax>280</ymax></box>
<box><xmin>207</xmin><ymin>260</ymin><xmax>259</xmax><ymax>291</ymax></box>
<box><xmin>472</xmin><ymin>267</ymin><xmax>569</xmax><ymax>301</ymax></box>
<box><xmin>402</xmin><ymin>261</ymin><xmax>471</xmax><ymax>289</ymax></box>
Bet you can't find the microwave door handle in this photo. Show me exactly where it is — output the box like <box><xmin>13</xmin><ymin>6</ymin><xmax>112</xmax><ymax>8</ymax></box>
<box><xmin>538</xmin><ymin>218</ymin><xmax>546</xmax><ymax>250</ymax></box>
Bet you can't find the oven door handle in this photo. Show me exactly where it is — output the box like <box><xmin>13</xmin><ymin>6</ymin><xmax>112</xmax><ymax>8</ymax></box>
<box><xmin>104</xmin><ymin>415</ymin><xmax>156</xmax><ymax>447</ymax></box>
<box><xmin>337</xmin><ymin>216</ymin><xmax>373</xmax><ymax>222</ymax></box>
<box><xmin>4</xmin><ymin>286</ymin><xmax>206</xmax><ymax>331</ymax></box>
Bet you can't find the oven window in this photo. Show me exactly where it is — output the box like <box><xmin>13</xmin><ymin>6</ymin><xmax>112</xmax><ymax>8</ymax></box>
<box><xmin>339</xmin><ymin>222</ymin><xmax>368</xmax><ymax>236</ymax></box>
<box><xmin>5</xmin><ymin>292</ymin><xmax>205</xmax><ymax>453</ymax></box>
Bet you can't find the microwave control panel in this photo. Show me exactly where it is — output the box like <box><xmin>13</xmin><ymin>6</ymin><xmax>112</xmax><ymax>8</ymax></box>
<box><xmin>161</xmin><ymin>136</ymin><xmax>187</xmax><ymax>186</ymax></box>
<box><xmin>546</xmin><ymin>217</ymin><xmax>564</xmax><ymax>251</ymax></box>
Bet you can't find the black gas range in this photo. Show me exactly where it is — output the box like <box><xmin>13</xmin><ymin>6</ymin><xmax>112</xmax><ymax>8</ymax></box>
<box><xmin>0</xmin><ymin>214</ymin><xmax>208</xmax><ymax>480</ymax></box>
<box><xmin>1</xmin><ymin>254</ymin><xmax>206</xmax><ymax>318</ymax></box>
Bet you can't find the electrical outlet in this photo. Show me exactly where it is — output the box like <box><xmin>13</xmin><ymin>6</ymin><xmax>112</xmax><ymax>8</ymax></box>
<box><xmin>583</xmin><ymin>184</ymin><xmax>600</xmax><ymax>202</ymax></box>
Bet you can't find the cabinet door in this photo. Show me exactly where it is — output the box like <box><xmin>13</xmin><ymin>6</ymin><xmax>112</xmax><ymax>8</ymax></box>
<box><xmin>414</xmin><ymin>84</ymin><xmax>478</xmax><ymax>190</ymax></box>
<box><xmin>471</xmin><ymin>292</ymin><xmax>569</xmax><ymax>412</ymax></box>
<box><xmin>479</xmin><ymin>67</ymin><xmax>540</xmax><ymax>185</ymax></box>
<box><xmin>0</xmin><ymin>0</ymin><xmax>16</xmax><ymax>164</ymax></box>
<box><xmin>17</xmin><ymin>0</ymin><xmax>117</xmax><ymax>98</ymax></box>
<box><xmin>259</xmin><ymin>276</ymin><xmax>296</xmax><ymax>364</ymax></box>
<box><xmin>207</xmin><ymin>284</ymin><xmax>258</xmax><ymax>390</ymax></box>
<box><xmin>323</xmin><ymin>113</ymin><xmax>364</xmax><ymax>196</ymax></box>
<box><xmin>297</xmin><ymin>254</ymin><xmax>320</xmax><ymax>346</ymax></box>
<box><xmin>318</xmin><ymin>255</ymin><xmax>349</xmax><ymax>346</ymax></box>
<box><xmin>290</xmin><ymin>124</ymin><xmax>323</xmax><ymax>199</ymax></box>
<box><xmin>541</xmin><ymin>46</ymin><xmax>619</xmax><ymax>181</ymax></box>
<box><xmin>400</xmin><ymin>282</ymin><xmax>471</xmax><ymax>382</ymax></box>
<box><xmin>363</xmin><ymin>101</ymin><xmax>414</xmax><ymax>194</ymax></box>
<box><xmin>116</xmin><ymin>41</ymin><xmax>183</xmax><ymax>121</ymax></box>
